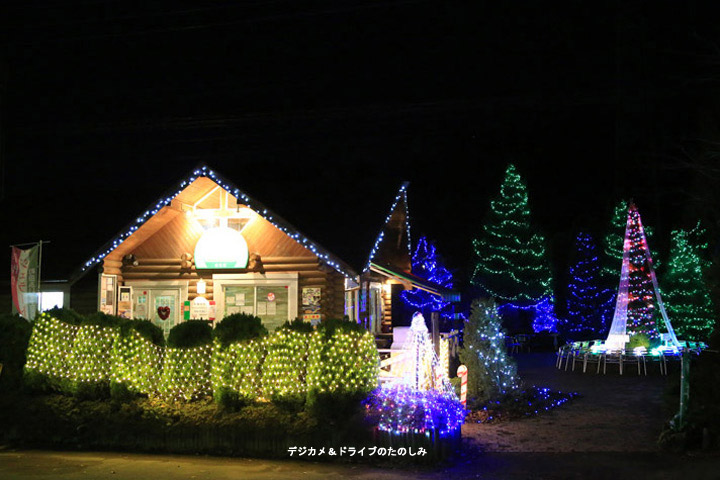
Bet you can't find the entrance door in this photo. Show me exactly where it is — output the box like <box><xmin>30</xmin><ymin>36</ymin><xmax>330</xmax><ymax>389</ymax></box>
<box><xmin>132</xmin><ymin>288</ymin><xmax>181</xmax><ymax>337</ymax></box>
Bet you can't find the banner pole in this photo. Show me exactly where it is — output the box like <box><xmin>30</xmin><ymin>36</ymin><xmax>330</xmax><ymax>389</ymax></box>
<box><xmin>37</xmin><ymin>241</ymin><xmax>43</xmax><ymax>315</ymax></box>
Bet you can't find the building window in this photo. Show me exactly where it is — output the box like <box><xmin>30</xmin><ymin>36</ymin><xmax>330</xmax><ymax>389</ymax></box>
<box><xmin>213</xmin><ymin>273</ymin><xmax>298</xmax><ymax>332</ymax></box>
<box><xmin>41</xmin><ymin>291</ymin><xmax>64</xmax><ymax>311</ymax></box>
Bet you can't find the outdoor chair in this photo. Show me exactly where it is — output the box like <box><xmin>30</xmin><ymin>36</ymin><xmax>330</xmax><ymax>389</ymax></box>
<box><xmin>602</xmin><ymin>350</ymin><xmax>624</xmax><ymax>375</ymax></box>
<box><xmin>570</xmin><ymin>342</ymin><xmax>591</xmax><ymax>371</ymax></box>
<box><xmin>582</xmin><ymin>349</ymin><xmax>603</xmax><ymax>374</ymax></box>
<box><xmin>621</xmin><ymin>350</ymin><xmax>647</xmax><ymax>375</ymax></box>
<box><xmin>564</xmin><ymin>343</ymin><xmax>580</xmax><ymax>371</ymax></box>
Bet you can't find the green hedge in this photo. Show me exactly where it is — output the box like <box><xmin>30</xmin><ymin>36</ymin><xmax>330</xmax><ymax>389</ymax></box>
<box><xmin>261</xmin><ymin>326</ymin><xmax>310</xmax><ymax>404</ymax></box>
<box><xmin>306</xmin><ymin>318</ymin><xmax>379</xmax><ymax>400</ymax></box>
<box><xmin>23</xmin><ymin>313</ymin><xmax>379</xmax><ymax>405</ymax></box>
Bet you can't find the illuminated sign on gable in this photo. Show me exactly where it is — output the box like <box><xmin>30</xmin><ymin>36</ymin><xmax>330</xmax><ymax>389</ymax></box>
<box><xmin>194</xmin><ymin>226</ymin><xmax>249</xmax><ymax>269</ymax></box>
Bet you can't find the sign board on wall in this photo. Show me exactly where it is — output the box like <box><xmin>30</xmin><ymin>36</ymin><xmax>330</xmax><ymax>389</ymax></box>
<box><xmin>194</xmin><ymin>226</ymin><xmax>249</xmax><ymax>269</ymax></box>
<box><xmin>117</xmin><ymin>286</ymin><xmax>133</xmax><ymax>319</ymax></box>
<box><xmin>99</xmin><ymin>274</ymin><xmax>117</xmax><ymax>315</ymax></box>
<box><xmin>302</xmin><ymin>287</ymin><xmax>321</xmax><ymax>323</ymax></box>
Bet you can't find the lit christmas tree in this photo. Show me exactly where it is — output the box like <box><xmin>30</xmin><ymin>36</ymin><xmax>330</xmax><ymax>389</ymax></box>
<box><xmin>401</xmin><ymin>236</ymin><xmax>454</xmax><ymax>319</ymax></box>
<box><xmin>565</xmin><ymin>233</ymin><xmax>614</xmax><ymax>338</ymax></box>
<box><xmin>606</xmin><ymin>203</ymin><xmax>675</xmax><ymax>346</ymax></box>
<box><xmin>662</xmin><ymin>225</ymin><xmax>716</xmax><ymax>341</ymax></box>
<box><xmin>459</xmin><ymin>299</ymin><xmax>520</xmax><ymax>404</ymax></box>
<box><xmin>602</xmin><ymin>200</ymin><xmax>660</xmax><ymax>319</ymax></box>
<box><xmin>471</xmin><ymin>164</ymin><xmax>556</xmax><ymax>332</ymax></box>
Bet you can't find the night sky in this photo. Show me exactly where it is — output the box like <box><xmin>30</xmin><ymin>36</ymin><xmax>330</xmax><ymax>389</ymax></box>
<box><xmin>2</xmin><ymin>1</ymin><xmax>719</xmax><ymax>308</ymax></box>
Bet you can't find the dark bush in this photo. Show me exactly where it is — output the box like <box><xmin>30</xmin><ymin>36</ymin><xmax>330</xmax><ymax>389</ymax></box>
<box><xmin>43</xmin><ymin>307</ymin><xmax>84</xmax><ymax>325</ymax></box>
<box><xmin>110</xmin><ymin>381</ymin><xmax>135</xmax><ymax>402</ymax></box>
<box><xmin>213</xmin><ymin>313</ymin><xmax>267</xmax><ymax>347</ymax></box>
<box><xmin>0</xmin><ymin>313</ymin><xmax>33</xmax><ymax>392</ymax></box>
<box><xmin>82</xmin><ymin>311</ymin><xmax>127</xmax><ymax>328</ymax></box>
<box><xmin>280</xmin><ymin>317</ymin><xmax>315</xmax><ymax>333</ymax></box>
<box><xmin>167</xmin><ymin>320</ymin><xmax>213</xmax><ymax>348</ymax></box>
<box><xmin>316</xmin><ymin>317</ymin><xmax>366</xmax><ymax>339</ymax></box>
<box><xmin>120</xmin><ymin>319</ymin><xmax>165</xmax><ymax>347</ymax></box>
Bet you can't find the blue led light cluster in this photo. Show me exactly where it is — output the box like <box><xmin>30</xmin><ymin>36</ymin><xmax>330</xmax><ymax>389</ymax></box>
<box><xmin>79</xmin><ymin>165</ymin><xmax>356</xmax><ymax>278</ymax></box>
<box><xmin>365</xmin><ymin>384</ymin><xmax>466</xmax><ymax>438</ymax></box>
<box><xmin>565</xmin><ymin>233</ymin><xmax>614</xmax><ymax>337</ymax></box>
<box><xmin>401</xmin><ymin>236</ymin><xmax>454</xmax><ymax>317</ymax></box>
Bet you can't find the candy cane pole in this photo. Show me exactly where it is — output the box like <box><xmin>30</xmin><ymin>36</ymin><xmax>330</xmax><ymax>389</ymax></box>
<box><xmin>457</xmin><ymin>364</ymin><xmax>468</xmax><ymax>406</ymax></box>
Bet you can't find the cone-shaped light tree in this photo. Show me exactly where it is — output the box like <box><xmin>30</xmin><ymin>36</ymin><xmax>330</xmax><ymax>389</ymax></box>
<box><xmin>471</xmin><ymin>164</ymin><xmax>556</xmax><ymax>332</ymax></box>
<box><xmin>620</xmin><ymin>204</ymin><xmax>661</xmax><ymax>339</ymax></box>
<box><xmin>602</xmin><ymin>200</ymin><xmax>659</xmax><ymax>311</ymax></box>
<box><xmin>565</xmin><ymin>233</ymin><xmax>614</xmax><ymax>338</ymax></box>
<box><xmin>401</xmin><ymin>236</ymin><xmax>454</xmax><ymax>319</ymax></box>
<box><xmin>662</xmin><ymin>225</ymin><xmax>716</xmax><ymax>341</ymax></box>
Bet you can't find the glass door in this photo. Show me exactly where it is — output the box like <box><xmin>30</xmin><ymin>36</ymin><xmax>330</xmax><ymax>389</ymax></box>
<box><xmin>132</xmin><ymin>288</ymin><xmax>181</xmax><ymax>337</ymax></box>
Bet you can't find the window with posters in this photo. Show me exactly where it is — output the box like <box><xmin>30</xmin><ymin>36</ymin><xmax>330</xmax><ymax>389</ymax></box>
<box><xmin>99</xmin><ymin>274</ymin><xmax>117</xmax><ymax>315</ymax></box>
<box><xmin>213</xmin><ymin>273</ymin><xmax>298</xmax><ymax>332</ymax></box>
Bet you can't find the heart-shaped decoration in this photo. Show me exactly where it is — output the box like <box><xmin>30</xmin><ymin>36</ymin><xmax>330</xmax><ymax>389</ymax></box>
<box><xmin>157</xmin><ymin>306</ymin><xmax>171</xmax><ymax>320</ymax></box>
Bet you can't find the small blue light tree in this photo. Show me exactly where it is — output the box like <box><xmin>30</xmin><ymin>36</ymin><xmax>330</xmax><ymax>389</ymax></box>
<box><xmin>565</xmin><ymin>233</ymin><xmax>614</xmax><ymax>339</ymax></box>
<box><xmin>401</xmin><ymin>236</ymin><xmax>454</xmax><ymax>319</ymax></box>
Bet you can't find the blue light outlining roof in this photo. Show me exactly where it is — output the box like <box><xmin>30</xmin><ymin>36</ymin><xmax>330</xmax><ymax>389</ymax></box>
<box><xmin>364</xmin><ymin>181</ymin><xmax>412</xmax><ymax>272</ymax></box>
<box><xmin>71</xmin><ymin>165</ymin><xmax>357</xmax><ymax>282</ymax></box>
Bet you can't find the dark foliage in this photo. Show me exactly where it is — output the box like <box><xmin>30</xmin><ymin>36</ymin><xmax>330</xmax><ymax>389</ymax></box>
<box><xmin>82</xmin><ymin>311</ymin><xmax>127</xmax><ymax>328</ymax></box>
<box><xmin>0</xmin><ymin>313</ymin><xmax>33</xmax><ymax>392</ymax></box>
<box><xmin>213</xmin><ymin>313</ymin><xmax>268</xmax><ymax>348</ymax></box>
<box><xmin>119</xmin><ymin>319</ymin><xmax>165</xmax><ymax>347</ymax></box>
<box><xmin>167</xmin><ymin>320</ymin><xmax>213</xmax><ymax>348</ymax></box>
<box><xmin>662</xmin><ymin>351</ymin><xmax>720</xmax><ymax>451</ymax></box>
<box><xmin>280</xmin><ymin>317</ymin><xmax>315</xmax><ymax>333</ymax></box>
<box><xmin>315</xmin><ymin>317</ymin><xmax>366</xmax><ymax>339</ymax></box>
<box><xmin>43</xmin><ymin>307</ymin><xmax>84</xmax><ymax>325</ymax></box>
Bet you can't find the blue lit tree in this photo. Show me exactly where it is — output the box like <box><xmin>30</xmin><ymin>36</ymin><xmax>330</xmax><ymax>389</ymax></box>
<box><xmin>471</xmin><ymin>164</ymin><xmax>557</xmax><ymax>332</ymax></box>
<box><xmin>565</xmin><ymin>233</ymin><xmax>614</xmax><ymax>338</ymax></box>
<box><xmin>401</xmin><ymin>237</ymin><xmax>454</xmax><ymax>319</ymax></box>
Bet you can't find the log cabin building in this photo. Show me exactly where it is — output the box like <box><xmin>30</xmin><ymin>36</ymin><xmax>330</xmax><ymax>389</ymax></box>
<box><xmin>66</xmin><ymin>166</ymin><xmax>356</xmax><ymax>335</ymax></box>
<box><xmin>40</xmin><ymin>167</ymin><xmax>459</xmax><ymax>345</ymax></box>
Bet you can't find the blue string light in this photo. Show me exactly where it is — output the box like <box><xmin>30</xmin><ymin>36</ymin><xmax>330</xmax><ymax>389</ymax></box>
<box><xmin>78</xmin><ymin>165</ymin><xmax>357</xmax><ymax>279</ymax></box>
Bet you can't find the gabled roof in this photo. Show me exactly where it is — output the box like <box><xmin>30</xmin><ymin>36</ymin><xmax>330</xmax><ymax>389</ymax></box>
<box><xmin>364</xmin><ymin>181</ymin><xmax>412</xmax><ymax>272</ymax></box>
<box><xmin>68</xmin><ymin>165</ymin><xmax>357</xmax><ymax>283</ymax></box>
<box><xmin>369</xmin><ymin>261</ymin><xmax>459</xmax><ymax>302</ymax></box>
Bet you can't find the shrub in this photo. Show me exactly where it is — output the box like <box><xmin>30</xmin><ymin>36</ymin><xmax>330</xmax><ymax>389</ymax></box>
<box><xmin>82</xmin><ymin>311</ymin><xmax>127</xmax><ymax>328</ymax></box>
<box><xmin>262</xmin><ymin>323</ymin><xmax>311</xmax><ymax>406</ymax></box>
<box><xmin>306</xmin><ymin>318</ymin><xmax>378</xmax><ymax>409</ymax></box>
<box><xmin>23</xmin><ymin>313</ymin><xmax>80</xmax><ymax>393</ymax></box>
<box><xmin>160</xmin><ymin>343</ymin><xmax>213</xmax><ymax>401</ymax></box>
<box><xmin>66</xmin><ymin>324</ymin><xmax>119</xmax><ymax>399</ymax></box>
<box><xmin>211</xmin><ymin>338</ymin><xmax>266</xmax><ymax>407</ymax></box>
<box><xmin>0</xmin><ymin>313</ymin><xmax>33</xmax><ymax>392</ymax></box>
<box><xmin>167</xmin><ymin>320</ymin><xmax>213</xmax><ymax>348</ymax></box>
<box><xmin>111</xmin><ymin>326</ymin><xmax>164</xmax><ymax>397</ymax></box>
<box><xmin>627</xmin><ymin>333</ymin><xmax>650</xmax><ymax>350</ymax></box>
<box><xmin>213</xmin><ymin>313</ymin><xmax>268</xmax><ymax>348</ymax></box>
<box><xmin>42</xmin><ymin>307</ymin><xmax>84</xmax><ymax>326</ymax></box>
<box><xmin>120</xmin><ymin>319</ymin><xmax>165</xmax><ymax>347</ymax></box>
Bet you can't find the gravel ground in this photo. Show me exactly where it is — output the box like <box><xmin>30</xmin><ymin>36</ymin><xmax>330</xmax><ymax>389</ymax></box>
<box><xmin>462</xmin><ymin>352</ymin><xmax>672</xmax><ymax>453</ymax></box>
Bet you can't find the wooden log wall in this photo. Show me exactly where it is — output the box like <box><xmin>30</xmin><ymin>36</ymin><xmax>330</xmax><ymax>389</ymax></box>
<box><xmin>117</xmin><ymin>254</ymin><xmax>348</xmax><ymax>319</ymax></box>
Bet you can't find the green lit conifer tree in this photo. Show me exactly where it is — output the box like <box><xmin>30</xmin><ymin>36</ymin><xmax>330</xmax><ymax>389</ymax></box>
<box><xmin>663</xmin><ymin>226</ymin><xmax>716</xmax><ymax>341</ymax></box>
<box><xmin>471</xmin><ymin>164</ymin><xmax>555</xmax><ymax>331</ymax></box>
